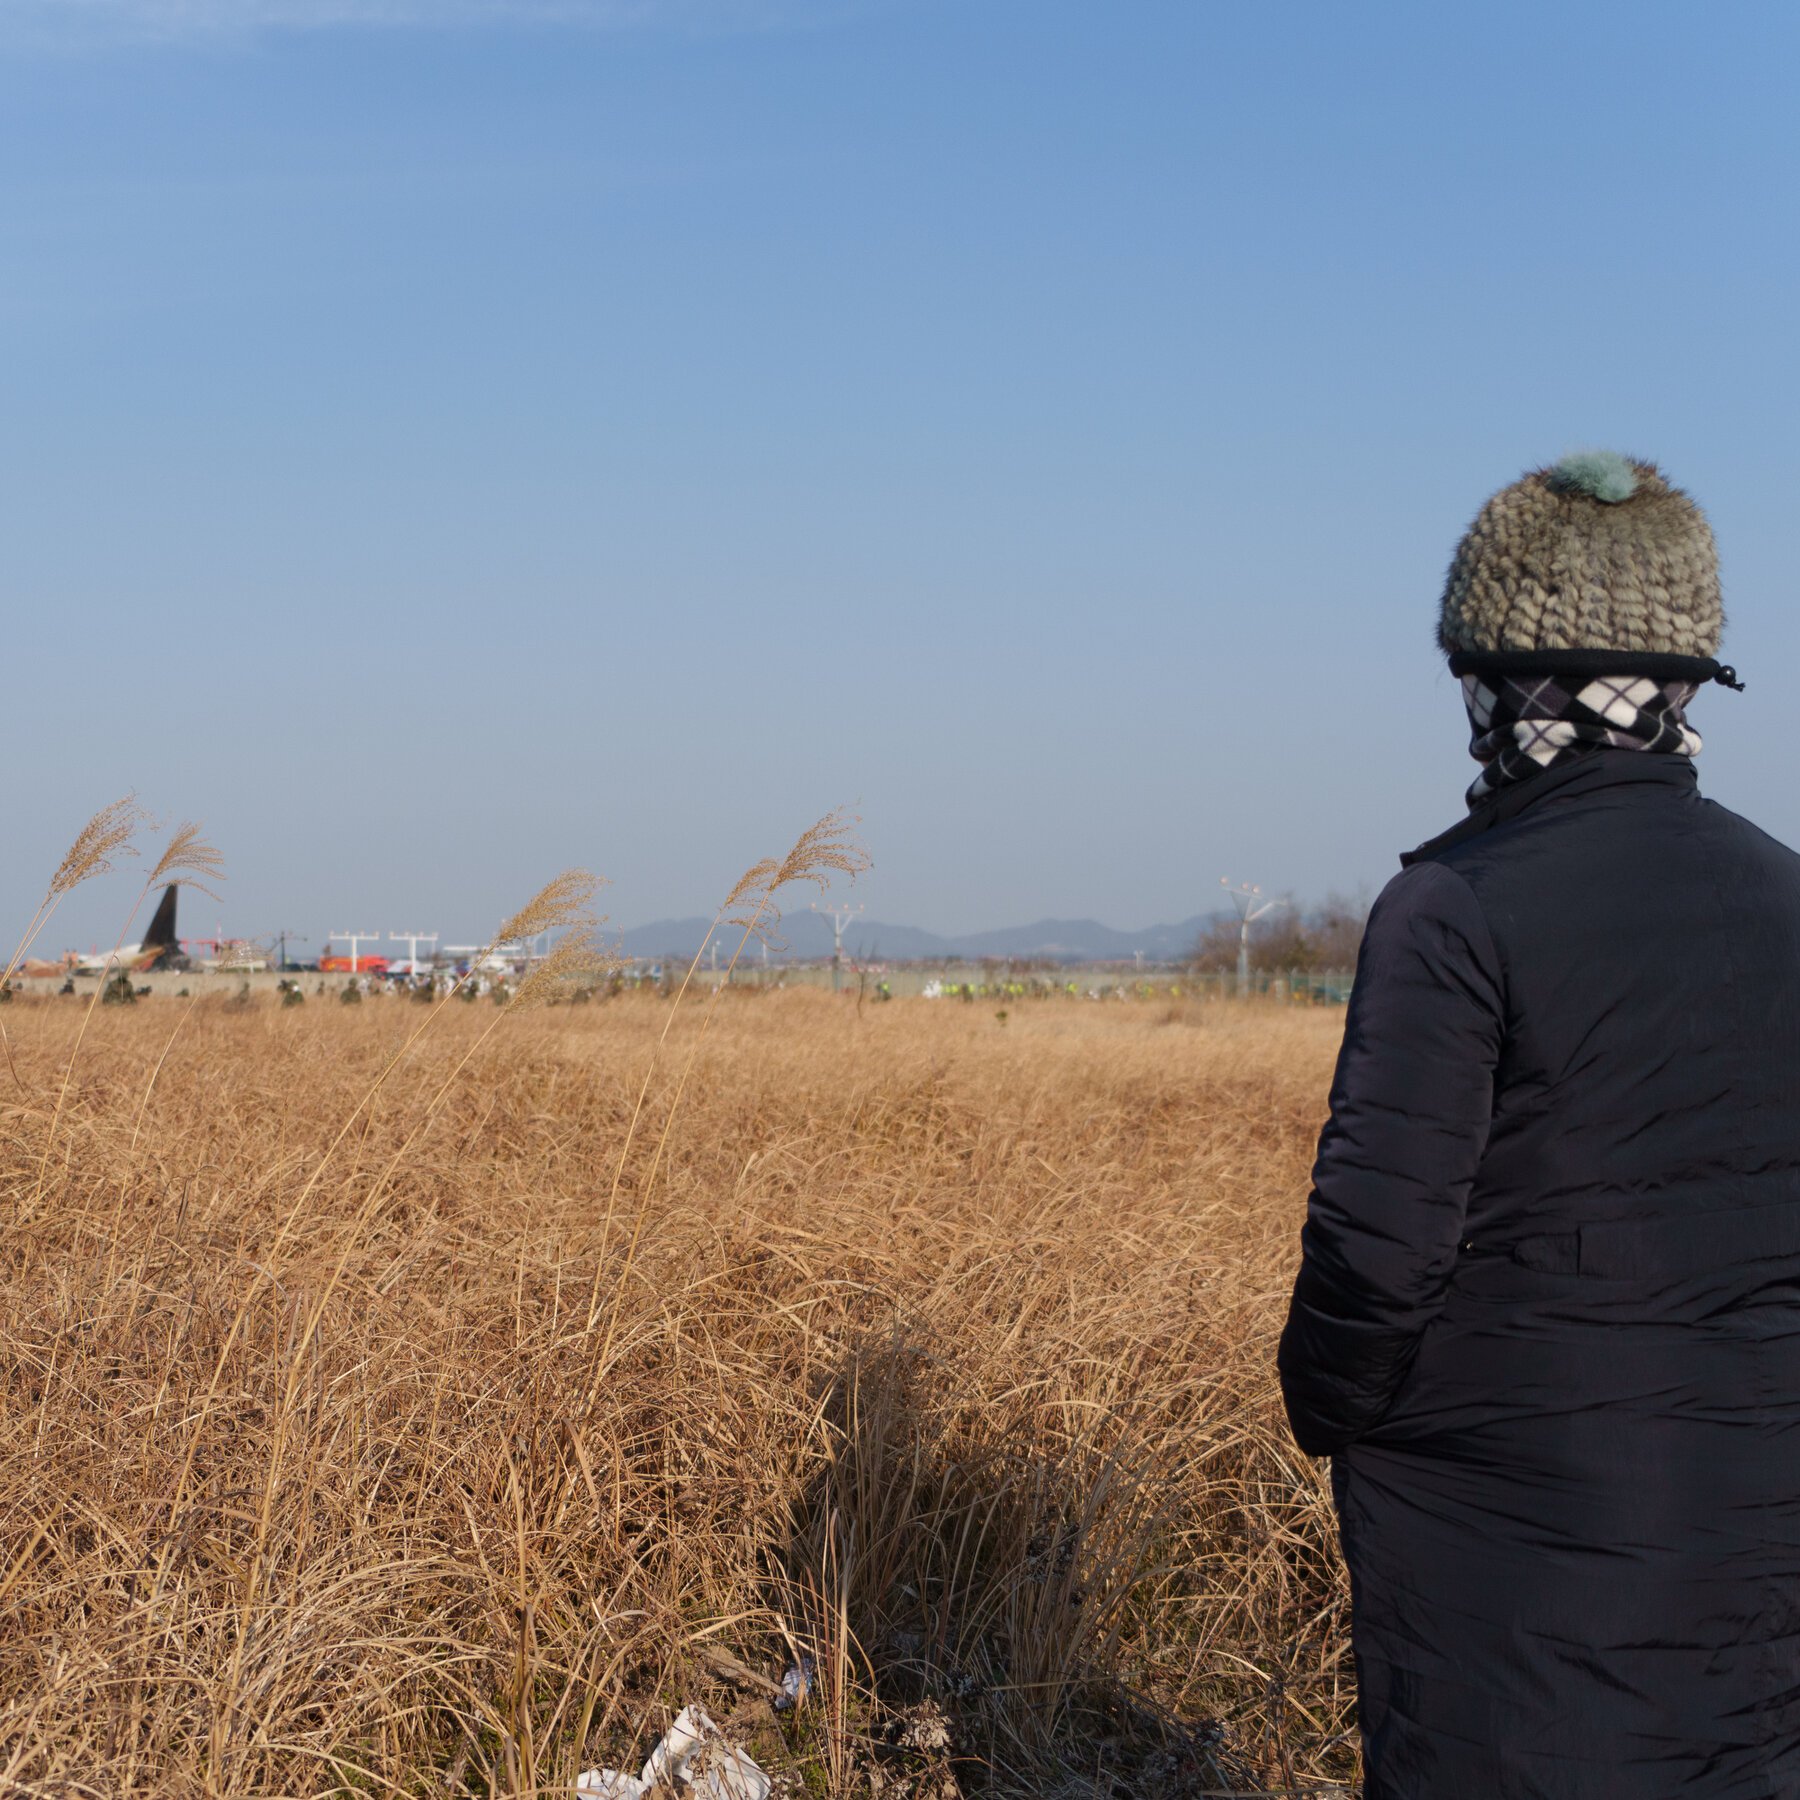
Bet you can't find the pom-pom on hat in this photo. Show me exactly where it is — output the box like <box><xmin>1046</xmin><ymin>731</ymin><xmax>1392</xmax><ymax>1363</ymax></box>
<box><xmin>1438</xmin><ymin>452</ymin><xmax>1722</xmax><ymax>658</ymax></box>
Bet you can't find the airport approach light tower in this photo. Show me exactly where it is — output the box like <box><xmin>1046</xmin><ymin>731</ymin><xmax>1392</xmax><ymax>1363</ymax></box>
<box><xmin>390</xmin><ymin>931</ymin><xmax>438</xmax><ymax>975</ymax></box>
<box><xmin>812</xmin><ymin>902</ymin><xmax>864</xmax><ymax>993</ymax></box>
<box><xmin>329</xmin><ymin>929</ymin><xmax>382</xmax><ymax>973</ymax></box>
<box><xmin>1220</xmin><ymin>880</ymin><xmax>1286</xmax><ymax>996</ymax></box>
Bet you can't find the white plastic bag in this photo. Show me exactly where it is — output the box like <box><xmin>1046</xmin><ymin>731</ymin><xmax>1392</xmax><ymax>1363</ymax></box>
<box><xmin>574</xmin><ymin>1773</ymin><xmax>644</xmax><ymax>1800</ymax></box>
<box><xmin>576</xmin><ymin>1704</ymin><xmax>771</xmax><ymax>1800</ymax></box>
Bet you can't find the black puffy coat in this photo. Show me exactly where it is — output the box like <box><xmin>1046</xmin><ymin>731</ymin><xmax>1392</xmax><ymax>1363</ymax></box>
<box><xmin>1279</xmin><ymin>750</ymin><xmax>1800</xmax><ymax>1799</ymax></box>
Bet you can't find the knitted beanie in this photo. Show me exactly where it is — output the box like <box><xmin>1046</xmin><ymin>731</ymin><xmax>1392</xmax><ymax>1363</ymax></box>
<box><xmin>1437</xmin><ymin>452</ymin><xmax>1722</xmax><ymax>658</ymax></box>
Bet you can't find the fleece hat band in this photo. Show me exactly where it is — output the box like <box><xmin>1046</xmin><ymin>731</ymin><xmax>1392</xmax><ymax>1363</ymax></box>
<box><xmin>1447</xmin><ymin>648</ymin><xmax>1743</xmax><ymax>690</ymax></box>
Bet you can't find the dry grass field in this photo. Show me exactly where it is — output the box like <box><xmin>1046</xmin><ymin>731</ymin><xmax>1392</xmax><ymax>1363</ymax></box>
<box><xmin>0</xmin><ymin>978</ymin><xmax>1354</xmax><ymax>1798</ymax></box>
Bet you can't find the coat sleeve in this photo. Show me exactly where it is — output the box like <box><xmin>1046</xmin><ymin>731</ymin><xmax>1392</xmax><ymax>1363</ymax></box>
<box><xmin>1278</xmin><ymin>858</ymin><xmax>1504</xmax><ymax>1457</ymax></box>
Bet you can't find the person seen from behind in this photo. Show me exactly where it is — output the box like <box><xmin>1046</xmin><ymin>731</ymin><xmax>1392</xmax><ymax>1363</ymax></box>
<box><xmin>1278</xmin><ymin>451</ymin><xmax>1800</xmax><ymax>1798</ymax></box>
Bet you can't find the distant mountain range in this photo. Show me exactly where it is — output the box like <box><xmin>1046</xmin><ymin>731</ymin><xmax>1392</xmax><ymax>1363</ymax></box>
<box><xmin>613</xmin><ymin>911</ymin><xmax>1219</xmax><ymax>966</ymax></box>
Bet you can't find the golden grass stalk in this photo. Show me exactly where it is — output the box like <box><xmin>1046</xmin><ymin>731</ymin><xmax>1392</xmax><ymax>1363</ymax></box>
<box><xmin>145</xmin><ymin>820</ymin><xmax>226</xmax><ymax>898</ymax></box>
<box><xmin>169</xmin><ymin>868</ymin><xmax>609</xmax><ymax>1558</ymax></box>
<box><xmin>27</xmin><ymin>822</ymin><xmax>225</xmax><ymax>1215</ymax></box>
<box><xmin>586</xmin><ymin>809</ymin><xmax>870</xmax><ymax>1375</ymax></box>
<box><xmin>0</xmin><ymin>795</ymin><xmax>150</xmax><ymax>1091</ymax></box>
<box><xmin>21</xmin><ymin>791</ymin><xmax>147</xmax><ymax>956</ymax></box>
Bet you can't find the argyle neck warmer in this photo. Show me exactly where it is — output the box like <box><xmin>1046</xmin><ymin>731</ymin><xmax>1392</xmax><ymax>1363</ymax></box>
<box><xmin>1462</xmin><ymin>670</ymin><xmax>1703</xmax><ymax>808</ymax></box>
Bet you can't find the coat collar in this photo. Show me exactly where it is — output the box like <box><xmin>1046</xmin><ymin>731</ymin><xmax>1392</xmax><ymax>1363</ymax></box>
<box><xmin>1401</xmin><ymin>751</ymin><xmax>1700</xmax><ymax>867</ymax></box>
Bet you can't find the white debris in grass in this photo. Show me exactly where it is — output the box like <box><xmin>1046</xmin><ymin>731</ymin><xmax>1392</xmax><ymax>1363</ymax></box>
<box><xmin>576</xmin><ymin>1704</ymin><xmax>771</xmax><ymax>1800</ymax></box>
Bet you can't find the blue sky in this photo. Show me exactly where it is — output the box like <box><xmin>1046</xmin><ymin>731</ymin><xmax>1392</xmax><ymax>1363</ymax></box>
<box><xmin>5</xmin><ymin>0</ymin><xmax>1797</xmax><ymax>953</ymax></box>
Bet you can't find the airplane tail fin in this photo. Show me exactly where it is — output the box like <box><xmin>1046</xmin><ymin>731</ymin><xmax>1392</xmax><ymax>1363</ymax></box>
<box><xmin>142</xmin><ymin>883</ymin><xmax>179</xmax><ymax>951</ymax></box>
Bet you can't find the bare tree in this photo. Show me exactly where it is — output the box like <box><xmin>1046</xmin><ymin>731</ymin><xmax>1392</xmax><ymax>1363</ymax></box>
<box><xmin>1188</xmin><ymin>889</ymin><xmax>1369</xmax><ymax>976</ymax></box>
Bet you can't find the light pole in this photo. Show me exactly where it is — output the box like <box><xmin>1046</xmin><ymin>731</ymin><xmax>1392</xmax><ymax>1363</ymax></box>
<box><xmin>812</xmin><ymin>902</ymin><xmax>864</xmax><ymax>993</ymax></box>
<box><xmin>1220</xmin><ymin>880</ymin><xmax>1286</xmax><ymax>997</ymax></box>
<box><xmin>269</xmin><ymin>929</ymin><xmax>306</xmax><ymax>971</ymax></box>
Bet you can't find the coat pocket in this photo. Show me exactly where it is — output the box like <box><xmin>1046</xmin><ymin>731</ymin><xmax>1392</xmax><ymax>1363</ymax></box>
<box><xmin>1514</xmin><ymin>1199</ymin><xmax>1800</xmax><ymax>1282</ymax></box>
